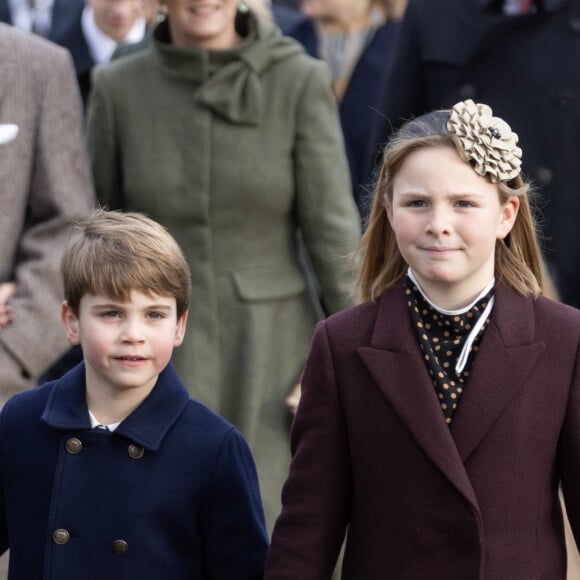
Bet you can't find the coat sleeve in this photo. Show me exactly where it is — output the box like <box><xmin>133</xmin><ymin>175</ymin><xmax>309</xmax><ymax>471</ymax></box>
<box><xmin>367</xmin><ymin>0</ymin><xmax>428</xmax><ymax>174</ymax></box>
<box><xmin>86</xmin><ymin>66</ymin><xmax>124</xmax><ymax>210</ymax></box>
<box><xmin>265</xmin><ymin>320</ymin><xmax>351</xmax><ymax>579</ymax></box>
<box><xmin>0</xmin><ymin>46</ymin><xmax>94</xmax><ymax>398</ymax></box>
<box><xmin>202</xmin><ymin>427</ymin><xmax>269</xmax><ymax>580</ymax></box>
<box><xmin>293</xmin><ymin>60</ymin><xmax>361</xmax><ymax>315</ymax></box>
<box><xmin>558</xmin><ymin>336</ymin><xmax>580</xmax><ymax>549</ymax></box>
<box><xmin>0</xmin><ymin>406</ymin><xmax>7</xmax><ymax>556</ymax></box>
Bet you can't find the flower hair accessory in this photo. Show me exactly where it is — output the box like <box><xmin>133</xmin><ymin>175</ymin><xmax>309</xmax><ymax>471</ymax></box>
<box><xmin>446</xmin><ymin>99</ymin><xmax>522</xmax><ymax>183</ymax></box>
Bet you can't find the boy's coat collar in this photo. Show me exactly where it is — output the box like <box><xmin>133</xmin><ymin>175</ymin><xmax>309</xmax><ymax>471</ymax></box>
<box><xmin>41</xmin><ymin>362</ymin><xmax>190</xmax><ymax>451</ymax></box>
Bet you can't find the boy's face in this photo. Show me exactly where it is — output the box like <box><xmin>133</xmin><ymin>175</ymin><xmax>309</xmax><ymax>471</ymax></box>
<box><xmin>62</xmin><ymin>290</ymin><xmax>187</xmax><ymax>398</ymax></box>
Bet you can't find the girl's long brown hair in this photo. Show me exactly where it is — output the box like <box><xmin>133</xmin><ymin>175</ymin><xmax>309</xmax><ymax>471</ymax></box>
<box><xmin>356</xmin><ymin>125</ymin><xmax>545</xmax><ymax>303</ymax></box>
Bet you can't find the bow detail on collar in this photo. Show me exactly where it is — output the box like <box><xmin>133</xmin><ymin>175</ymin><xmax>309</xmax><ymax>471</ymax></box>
<box><xmin>152</xmin><ymin>13</ymin><xmax>302</xmax><ymax>126</ymax></box>
<box><xmin>196</xmin><ymin>60</ymin><xmax>263</xmax><ymax>125</ymax></box>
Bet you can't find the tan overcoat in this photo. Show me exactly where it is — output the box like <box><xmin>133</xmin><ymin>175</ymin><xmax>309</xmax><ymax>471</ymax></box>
<box><xmin>0</xmin><ymin>25</ymin><xmax>94</xmax><ymax>405</ymax></box>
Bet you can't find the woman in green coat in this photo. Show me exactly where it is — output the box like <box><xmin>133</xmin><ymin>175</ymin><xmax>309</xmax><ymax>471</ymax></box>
<box><xmin>86</xmin><ymin>0</ymin><xmax>360</xmax><ymax>531</ymax></box>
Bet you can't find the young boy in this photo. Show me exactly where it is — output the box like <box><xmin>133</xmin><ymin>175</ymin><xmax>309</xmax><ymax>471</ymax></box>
<box><xmin>0</xmin><ymin>209</ymin><xmax>268</xmax><ymax>579</ymax></box>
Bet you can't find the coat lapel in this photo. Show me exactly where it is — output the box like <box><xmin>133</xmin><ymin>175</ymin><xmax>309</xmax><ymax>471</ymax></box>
<box><xmin>449</xmin><ymin>283</ymin><xmax>546</xmax><ymax>461</ymax></box>
<box><xmin>357</xmin><ymin>284</ymin><xmax>480</xmax><ymax>509</ymax></box>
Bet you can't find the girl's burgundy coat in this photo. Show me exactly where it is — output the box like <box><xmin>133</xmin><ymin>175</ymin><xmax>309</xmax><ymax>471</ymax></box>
<box><xmin>265</xmin><ymin>281</ymin><xmax>580</xmax><ymax>580</ymax></box>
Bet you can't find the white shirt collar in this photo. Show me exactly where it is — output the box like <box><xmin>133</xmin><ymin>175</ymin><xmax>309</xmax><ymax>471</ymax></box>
<box><xmin>407</xmin><ymin>268</ymin><xmax>495</xmax><ymax>374</ymax></box>
<box><xmin>8</xmin><ymin>0</ymin><xmax>53</xmax><ymax>35</ymax></box>
<box><xmin>88</xmin><ymin>409</ymin><xmax>121</xmax><ymax>432</ymax></box>
<box><xmin>81</xmin><ymin>6</ymin><xmax>146</xmax><ymax>65</ymax></box>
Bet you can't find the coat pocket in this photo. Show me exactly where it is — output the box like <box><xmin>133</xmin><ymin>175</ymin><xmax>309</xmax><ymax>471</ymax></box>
<box><xmin>233</xmin><ymin>267</ymin><xmax>307</xmax><ymax>302</ymax></box>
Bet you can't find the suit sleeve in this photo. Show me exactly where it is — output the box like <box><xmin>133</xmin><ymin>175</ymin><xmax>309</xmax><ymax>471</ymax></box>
<box><xmin>202</xmin><ymin>427</ymin><xmax>269</xmax><ymax>580</ymax></box>
<box><xmin>265</xmin><ymin>320</ymin><xmax>352</xmax><ymax>579</ymax></box>
<box><xmin>0</xmin><ymin>47</ymin><xmax>94</xmax><ymax>398</ymax></box>
<box><xmin>86</xmin><ymin>66</ymin><xmax>124</xmax><ymax>210</ymax></box>
<box><xmin>293</xmin><ymin>60</ymin><xmax>361</xmax><ymax>315</ymax></box>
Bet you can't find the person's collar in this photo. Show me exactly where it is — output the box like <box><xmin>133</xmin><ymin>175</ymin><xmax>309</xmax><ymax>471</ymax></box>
<box><xmin>41</xmin><ymin>362</ymin><xmax>190</xmax><ymax>451</ymax></box>
<box><xmin>82</xmin><ymin>6</ymin><xmax>146</xmax><ymax>65</ymax></box>
<box><xmin>478</xmin><ymin>0</ymin><xmax>567</xmax><ymax>12</ymax></box>
<box><xmin>88</xmin><ymin>409</ymin><xmax>121</xmax><ymax>431</ymax></box>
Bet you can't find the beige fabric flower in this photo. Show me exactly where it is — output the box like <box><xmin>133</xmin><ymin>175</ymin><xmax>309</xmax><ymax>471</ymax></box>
<box><xmin>447</xmin><ymin>99</ymin><xmax>522</xmax><ymax>183</ymax></box>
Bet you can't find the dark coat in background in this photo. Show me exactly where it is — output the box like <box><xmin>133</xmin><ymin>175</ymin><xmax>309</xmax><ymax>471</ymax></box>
<box><xmin>0</xmin><ymin>0</ymin><xmax>83</xmax><ymax>40</ymax></box>
<box><xmin>265</xmin><ymin>282</ymin><xmax>580</xmax><ymax>579</ymax></box>
<box><xmin>371</xmin><ymin>0</ymin><xmax>580</xmax><ymax>307</ymax></box>
<box><xmin>0</xmin><ymin>363</ymin><xmax>268</xmax><ymax>579</ymax></box>
<box><xmin>288</xmin><ymin>17</ymin><xmax>400</xmax><ymax>214</ymax></box>
<box><xmin>50</xmin><ymin>0</ymin><xmax>94</xmax><ymax>107</ymax></box>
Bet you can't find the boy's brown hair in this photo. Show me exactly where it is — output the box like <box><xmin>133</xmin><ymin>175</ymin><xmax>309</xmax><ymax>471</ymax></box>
<box><xmin>62</xmin><ymin>208</ymin><xmax>191</xmax><ymax>317</ymax></box>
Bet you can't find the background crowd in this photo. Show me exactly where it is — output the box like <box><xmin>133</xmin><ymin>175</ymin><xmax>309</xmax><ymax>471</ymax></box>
<box><xmin>1</xmin><ymin>0</ymin><xmax>580</xmax><ymax>577</ymax></box>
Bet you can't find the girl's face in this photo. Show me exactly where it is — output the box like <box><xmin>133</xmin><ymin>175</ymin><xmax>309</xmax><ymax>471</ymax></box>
<box><xmin>165</xmin><ymin>0</ymin><xmax>239</xmax><ymax>49</ymax></box>
<box><xmin>386</xmin><ymin>146</ymin><xmax>519</xmax><ymax>309</ymax></box>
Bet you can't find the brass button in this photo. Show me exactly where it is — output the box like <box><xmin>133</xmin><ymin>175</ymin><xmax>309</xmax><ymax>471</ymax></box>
<box><xmin>128</xmin><ymin>444</ymin><xmax>144</xmax><ymax>459</ymax></box>
<box><xmin>53</xmin><ymin>529</ymin><xmax>70</xmax><ymax>545</ymax></box>
<box><xmin>65</xmin><ymin>438</ymin><xmax>82</xmax><ymax>454</ymax></box>
<box><xmin>112</xmin><ymin>539</ymin><xmax>129</xmax><ymax>555</ymax></box>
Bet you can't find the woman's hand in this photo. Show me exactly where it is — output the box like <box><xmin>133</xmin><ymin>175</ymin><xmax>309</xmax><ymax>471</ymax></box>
<box><xmin>0</xmin><ymin>282</ymin><xmax>16</xmax><ymax>330</ymax></box>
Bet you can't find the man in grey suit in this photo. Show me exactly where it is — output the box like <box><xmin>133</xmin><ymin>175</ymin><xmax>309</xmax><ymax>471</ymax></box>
<box><xmin>0</xmin><ymin>24</ymin><xmax>94</xmax><ymax>408</ymax></box>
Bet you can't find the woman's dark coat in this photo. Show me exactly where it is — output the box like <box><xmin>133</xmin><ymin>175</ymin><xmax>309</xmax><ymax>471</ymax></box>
<box><xmin>372</xmin><ymin>0</ymin><xmax>580</xmax><ymax>307</ymax></box>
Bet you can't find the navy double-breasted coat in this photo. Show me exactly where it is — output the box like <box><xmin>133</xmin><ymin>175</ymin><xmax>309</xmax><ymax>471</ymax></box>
<box><xmin>0</xmin><ymin>363</ymin><xmax>268</xmax><ymax>579</ymax></box>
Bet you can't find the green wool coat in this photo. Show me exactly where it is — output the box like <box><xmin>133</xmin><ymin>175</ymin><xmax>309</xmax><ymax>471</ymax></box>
<box><xmin>87</xmin><ymin>14</ymin><xmax>360</xmax><ymax>530</ymax></box>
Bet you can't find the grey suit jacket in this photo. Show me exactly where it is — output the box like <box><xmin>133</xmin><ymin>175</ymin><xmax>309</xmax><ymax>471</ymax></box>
<box><xmin>0</xmin><ymin>24</ymin><xmax>94</xmax><ymax>404</ymax></box>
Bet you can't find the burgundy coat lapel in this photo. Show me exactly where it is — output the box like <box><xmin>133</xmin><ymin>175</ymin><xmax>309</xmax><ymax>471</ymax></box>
<box><xmin>357</xmin><ymin>283</ymin><xmax>480</xmax><ymax>510</ymax></box>
<box><xmin>449</xmin><ymin>282</ymin><xmax>546</xmax><ymax>461</ymax></box>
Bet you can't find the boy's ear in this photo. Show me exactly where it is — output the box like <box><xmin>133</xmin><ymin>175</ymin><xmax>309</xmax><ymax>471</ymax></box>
<box><xmin>61</xmin><ymin>301</ymin><xmax>81</xmax><ymax>345</ymax></box>
<box><xmin>174</xmin><ymin>310</ymin><xmax>188</xmax><ymax>347</ymax></box>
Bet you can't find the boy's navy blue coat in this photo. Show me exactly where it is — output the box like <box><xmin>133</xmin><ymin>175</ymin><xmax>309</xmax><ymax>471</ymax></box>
<box><xmin>0</xmin><ymin>363</ymin><xmax>268</xmax><ymax>579</ymax></box>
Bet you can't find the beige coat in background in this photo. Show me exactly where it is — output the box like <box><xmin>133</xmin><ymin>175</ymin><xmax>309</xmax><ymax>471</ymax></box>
<box><xmin>0</xmin><ymin>24</ymin><xmax>95</xmax><ymax>406</ymax></box>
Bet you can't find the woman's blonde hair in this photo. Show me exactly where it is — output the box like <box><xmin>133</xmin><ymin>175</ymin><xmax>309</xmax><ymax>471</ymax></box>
<box><xmin>356</xmin><ymin>113</ymin><xmax>544</xmax><ymax>303</ymax></box>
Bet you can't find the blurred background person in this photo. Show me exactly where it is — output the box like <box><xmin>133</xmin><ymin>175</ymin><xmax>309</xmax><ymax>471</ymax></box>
<box><xmin>0</xmin><ymin>23</ymin><xmax>94</xmax><ymax>577</ymax></box>
<box><xmin>86</xmin><ymin>0</ymin><xmax>360</xmax><ymax>532</ymax></box>
<box><xmin>56</xmin><ymin>0</ymin><xmax>147</xmax><ymax>106</ymax></box>
<box><xmin>287</xmin><ymin>0</ymin><xmax>406</xmax><ymax>216</ymax></box>
<box><xmin>0</xmin><ymin>24</ymin><xmax>94</xmax><ymax>405</ymax></box>
<box><xmin>370</xmin><ymin>0</ymin><xmax>580</xmax><ymax>311</ymax></box>
<box><xmin>0</xmin><ymin>0</ymin><xmax>82</xmax><ymax>38</ymax></box>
